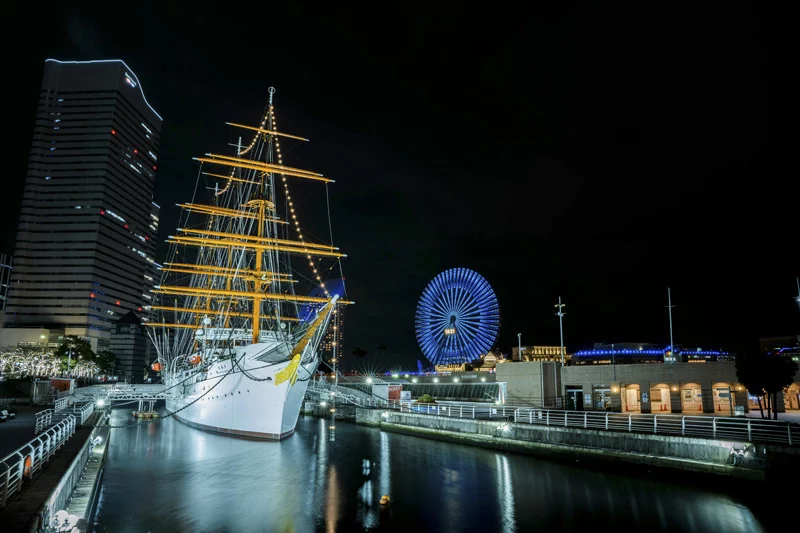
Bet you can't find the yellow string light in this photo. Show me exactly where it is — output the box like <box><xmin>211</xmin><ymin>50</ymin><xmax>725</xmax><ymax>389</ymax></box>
<box><xmin>270</xmin><ymin>105</ymin><xmax>330</xmax><ymax>297</ymax></box>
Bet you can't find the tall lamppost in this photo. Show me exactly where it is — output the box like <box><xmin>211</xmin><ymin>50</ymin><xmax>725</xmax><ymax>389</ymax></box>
<box><xmin>555</xmin><ymin>297</ymin><xmax>566</xmax><ymax>366</ymax></box>
<box><xmin>517</xmin><ymin>333</ymin><xmax>522</xmax><ymax>361</ymax></box>
<box><xmin>666</xmin><ymin>288</ymin><xmax>676</xmax><ymax>363</ymax></box>
<box><xmin>795</xmin><ymin>277</ymin><xmax>800</xmax><ymax>306</ymax></box>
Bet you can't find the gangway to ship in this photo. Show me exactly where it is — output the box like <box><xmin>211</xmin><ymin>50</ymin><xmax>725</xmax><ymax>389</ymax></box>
<box><xmin>306</xmin><ymin>381</ymin><xmax>405</xmax><ymax>409</ymax></box>
<box><xmin>72</xmin><ymin>384</ymin><xmax>171</xmax><ymax>402</ymax></box>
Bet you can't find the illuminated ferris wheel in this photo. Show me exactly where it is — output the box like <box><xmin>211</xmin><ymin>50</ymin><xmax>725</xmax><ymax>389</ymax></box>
<box><xmin>415</xmin><ymin>268</ymin><xmax>500</xmax><ymax>365</ymax></box>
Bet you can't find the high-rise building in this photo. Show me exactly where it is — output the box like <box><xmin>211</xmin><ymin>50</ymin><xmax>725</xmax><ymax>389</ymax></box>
<box><xmin>298</xmin><ymin>278</ymin><xmax>346</xmax><ymax>367</ymax></box>
<box><xmin>1</xmin><ymin>59</ymin><xmax>162</xmax><ymax>352</ymax></box>
<box><xmin>0</xmin><ymin>254</ymin><xmax>11</xmax><ymax>312</ymax></box>
<box><xmin>109</xmin><ymin>311</ymin><xmax>151</xmax><ymax>382</ymax></box>
<box><xmin>320</xmin><ymin>307</ymin><xmax>344</xmax><ymax>363</ymax></box>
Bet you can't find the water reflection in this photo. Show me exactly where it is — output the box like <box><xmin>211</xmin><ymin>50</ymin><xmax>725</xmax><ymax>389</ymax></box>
<box><xmin>93</xmin><ymin>409</ymin><xmax>769</xmax><ymax>533</ymax></box>
<box><xmin>495</xmin><ymin>454</ymin><xmax>515</xmax><ymax>533</ymax></box>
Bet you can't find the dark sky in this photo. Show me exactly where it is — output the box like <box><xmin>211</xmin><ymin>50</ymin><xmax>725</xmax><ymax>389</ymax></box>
<box><xmin>4</xmin><ymin>3</ymin><xmax>797</xmax><ymax>369</ymax></box>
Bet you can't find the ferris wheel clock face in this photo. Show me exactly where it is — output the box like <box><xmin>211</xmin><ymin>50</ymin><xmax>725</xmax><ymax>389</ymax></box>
<box><xmin>415</xmin><ymin>268</ymin><xmax>500</xmax><ymax>365</ymax></box>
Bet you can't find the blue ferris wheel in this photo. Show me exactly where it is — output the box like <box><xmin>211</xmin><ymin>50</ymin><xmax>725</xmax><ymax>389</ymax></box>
<box><xmin>415</xmin><ymin>268</ymin><xmax>500</xmax><ymax>365</ymax></box>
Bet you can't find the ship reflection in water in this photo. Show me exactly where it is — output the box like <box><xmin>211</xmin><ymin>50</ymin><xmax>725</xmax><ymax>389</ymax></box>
<box><xmin>93</xmin><ymin>409</ymin><xmax>767</xmax><ymax>533</ymax></box>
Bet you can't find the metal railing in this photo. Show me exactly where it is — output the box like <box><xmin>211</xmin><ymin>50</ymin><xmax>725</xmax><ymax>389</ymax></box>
<box><xmin>38</xmin><ymin>419</ymin><xmax>106</xmax><ymax>528</ymax></box>
<box><xmin>510</xmin><ymin>408</ymin><xmax>795</xmax><ymax>446</ymax></box>
<box><xmin>0</xmin><ymin>415</ymin><xmax>76</xmax><ymax>507</ymax></box>
<box><xmin>73</xmin><ymin>384</ymin><xmax>168</xmax><ymax>401</ymax></box>
<box><xmin>0</xmin><ymin>398</ymin><xmax>18</xmax><ymax>408</ymax></box>
<box><xmin>35</xmin><ymin>410</ymin><xmax>54</xmax><ymax>433</ymax></box>
<box><xmin>54</xmin><ymin>397</ymin><xmax>71</xmax><ymax>413</ymax></box>
<box><xmin>305</xmin><ymin>389</ymin><xmax>798</xmax><ymax>447</ymax></box>
<box><xmin>73</xmin><ymin>402</ymin><xmax>94</xmax><ymax>425</ymax></box>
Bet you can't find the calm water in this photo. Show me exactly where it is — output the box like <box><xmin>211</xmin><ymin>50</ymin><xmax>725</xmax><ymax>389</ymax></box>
<box><xmin>92</xmin><ymin>409</ymin><xmax>772</xmax><ymax>533</ymax></box>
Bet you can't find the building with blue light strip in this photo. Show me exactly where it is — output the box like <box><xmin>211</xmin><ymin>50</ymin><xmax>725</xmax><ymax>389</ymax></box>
<box><xmin>572</xmin><ymin>342</ymin><xmax>732</xmax><ymax>364</ymax></box>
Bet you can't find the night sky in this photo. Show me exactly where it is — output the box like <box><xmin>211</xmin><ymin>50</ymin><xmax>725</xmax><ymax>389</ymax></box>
<box><xmin>4</xmin><ymin>4</ymin><xmax>797</xmax><ymax>369</ymax></box>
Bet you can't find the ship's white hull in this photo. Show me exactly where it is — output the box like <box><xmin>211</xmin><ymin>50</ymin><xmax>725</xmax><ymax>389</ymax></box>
<box><xmin>165</xmin><ymin>342</ymin><xmax>316</xmax><ymax>440</ymax></box>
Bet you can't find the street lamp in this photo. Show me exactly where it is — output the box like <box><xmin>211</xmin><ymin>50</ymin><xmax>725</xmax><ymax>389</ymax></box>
<box><xmin>554</xmin><ymin>297</ymin><xmax>566</xmax><ymax>366</ymax></box>
<box><xmin>666</xmin><ymin>288</ymin><xmax>676</xmax><ymax>363</ymax></box>
<box><xmin>795</xmin><ymin>277</ymin><xmax>800</xmax><ymax>307</ymax></box>
<box><xmin>517</xmin><ymin>333</ymin><xmax>522</xmax><ymax>361</ymax></box>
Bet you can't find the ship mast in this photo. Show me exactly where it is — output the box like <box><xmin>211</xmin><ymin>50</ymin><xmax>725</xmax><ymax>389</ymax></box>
<box><xmin>147</xmin><ymin>87</ymin><xmax>352</xmax><ymax>359</ymax></box>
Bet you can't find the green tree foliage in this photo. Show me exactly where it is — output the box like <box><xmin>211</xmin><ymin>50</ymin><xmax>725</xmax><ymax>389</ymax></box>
<box><xmin>352</xmin><ymin>347</ymin><xmax>368</xmax><ymax>359</ymax></box>
<box><xmin>417</xmin><ymin>393</ymin><xmax>435</xmax><ymax>404</ymax></box>
<box><xmin>736</xmin><ymin>352</ymin><xmax>798</xmax><ymax>419</ymax></box>
<box><xmin>56</xmin><ymin>336</ymin><xmax>96</xmax><ymax>372</ymax></box>
<box><xmin>95</xmin><ymin>350</ymin><xmax>118</xmax><ymax>374</ymax></box>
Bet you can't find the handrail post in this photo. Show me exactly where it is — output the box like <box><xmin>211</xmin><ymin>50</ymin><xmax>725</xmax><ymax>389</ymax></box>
<box><xmin>747</xmin><ymin>419</ymin><xmax>752</xmax><ymax>441</ymax></box>
<box><xmin>713</xmin><ymin>418</ymin><xmax>717</xmax><ymax>438</ymax></box>
<box><xmin>628</xmin><ymin>414</ymin><xmax>632</xmax><ymax>432</ymax></box>
<box><xmin>564</xmin><ymin>411</ymin><xmax>568</xmax><ymax>427</ymax></box>
<box><xmin>654</xmin><ymin>415</ymin><xmax>658</xmax><ymax>434</ymax></box>
<box><xmin>546</xmin><ymin>411</ymin><xmax>550</xmax><ymax>426</ymax></box>
<box><xmin>605</xmin><ymin>412</ymin><xmax>609</xmax><ymax>431</ymax></box>
<box><xmin>789</xmin><ymin>424</ymin><xmax>793</xmax><ymax>446</ymax></box>
<box><xmin>460</xmin><ymin>406</ymin><xmax>463</xmax><ymax>418</ymax></box>
<box><xmin>2</xmin><ymin>468</ymin><xmax>9</xmax><ymax>506</ymax></box>
<box><xmin>472</xmin><ymin>406</ymin><xmax>475</xmax><ymax>419</ymax></box>
<box><xmin>529</xmin><ymin>410</ymin><xmax>533</xmax><ymax>424</ymax></box>
<box><xmin>681</xmin><ymin>416</ymin><xmax>685</xmax><ymax>436</ymax></box>
<box><xmin>584</xmin><ymin>412</ymin><xmax>588</xmax><ymax>429</ymax></box>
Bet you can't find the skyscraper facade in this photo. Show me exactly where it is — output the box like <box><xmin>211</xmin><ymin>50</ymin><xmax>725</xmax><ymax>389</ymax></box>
<box><xmin>109</xmin><ymin>311</ymin><xmax>151</xmax><ymax>382</ymax></box>
<box><xmin>320</xmin><ymin>307</ymin><xmax>344</xmax><ymax>364</ymax></box>
<box><xmin>2</xmin><ymin>59</ymin><xmax>162</xmax><ymax>351</ymax></box>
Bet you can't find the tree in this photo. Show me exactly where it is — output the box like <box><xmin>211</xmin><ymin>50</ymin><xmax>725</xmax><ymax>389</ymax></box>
<box><xmin>736</xmin><ymin>352</ymin><xmax>798</xmax><ymax>419</ymax></box>
<box><xmin>762</xmin><ymin>354</ymin><xmax>798</xmax><ymax>420</ymax></box>
<box><xmin>352</xmin><ymin>347</ymin><xmax>368</xmax><ymax>359</ymax></box>
<box><xmin>56</xmin><ymin>336</ymin><xmax>95</xmax><ymax>375</ymax></box>
<box><xmin>95</xmin><ymin>350</ymin><xmax>118</xmax><ymax>374</ymax></box>
<box><xmin>417</xmin><ymin>394</ymin><xmax>435</xmax><ymax>404</ymax></box>
<box><xmin>736</xmin><ymin>353</ymin><xmax>766</xmax><ymax>418</ymax></box>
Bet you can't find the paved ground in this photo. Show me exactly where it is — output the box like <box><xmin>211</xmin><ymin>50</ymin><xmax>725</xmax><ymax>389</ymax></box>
<box><xmin>745</xmin><ymin>410</ymin><xmax>800</xmax><ymax>424</ymax></box>
<box><xmin>0</xmin><ymin>404</ymin><xmax>39</xmax><ymax>458</ymax></box>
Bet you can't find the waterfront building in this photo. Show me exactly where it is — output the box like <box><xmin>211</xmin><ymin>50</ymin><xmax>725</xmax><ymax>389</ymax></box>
<box><xmin>571</xmin><ymin>342</ymin><xmax>732</xmax><ymax>364</ymax></box>
<box><xmin>434</xmin><ymin>349</ymin><xmax>509</xmax><ymax>373</ymax></box>
<box><xmin>108</xmin><ymin>311</ymin><xmax>151</xmax><ymax>383</ymax></box>
<box><xmin>497</xmin><ymin>359</ymin><xmax>800</xmax><ymax>414</ymax></box>
<box><xmin>1</xmin><ymin>59</ymin><xmax>162</xmax><ymax>352</ymax></box>
<box><xmin>511</xmin><ymin>345</ymin><xmax>564</xmax><ymax>362</ymax></box>
<box><xmin>760</xmin><ymin>335</ymin><xmax>800</xmax><ymax>357</ymax></box>
<box><xmin>498</xmin><ymin>360</ymin><xmax>748</xmax><ymax>413</ymax></box>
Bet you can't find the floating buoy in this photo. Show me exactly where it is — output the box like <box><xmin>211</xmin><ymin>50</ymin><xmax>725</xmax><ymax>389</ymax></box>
<box><xmin>379</xmin><ymin>495</ymin><xmax>390</xmax><ymax>505</ymax></box>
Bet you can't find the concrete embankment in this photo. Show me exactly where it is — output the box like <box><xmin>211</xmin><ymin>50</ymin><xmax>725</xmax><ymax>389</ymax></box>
<box><xmin>0</xmin><ymin>410</ymin><xmax>109</xmax><ymax>532</ymax></box>
<box><xmin>354</xmin><ymin>408</ymin><xmax>799</xmax><ymax>481</ymax></box>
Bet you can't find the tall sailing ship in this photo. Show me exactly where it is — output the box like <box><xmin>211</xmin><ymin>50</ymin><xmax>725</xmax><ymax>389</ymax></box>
<box><xmin>146</xmin><ymin>88</ymin><xmax>351</xmax><ymax>439</ymax></box>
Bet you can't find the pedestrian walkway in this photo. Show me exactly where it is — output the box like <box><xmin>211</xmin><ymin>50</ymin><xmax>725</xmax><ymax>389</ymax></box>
<box><xmin>63</xmin><ymin>424</ymin><xmax>109</xmax><ymax>523</ymax></box>
<box><xmin>0</xmin><ymin>411</ymin><xmax>102</xmax><ymax>532</ymax></box>
<box><xmin>746</xmin><ymin>410</ymin><xmax>800</xmax><ymax>424</ymax></box>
